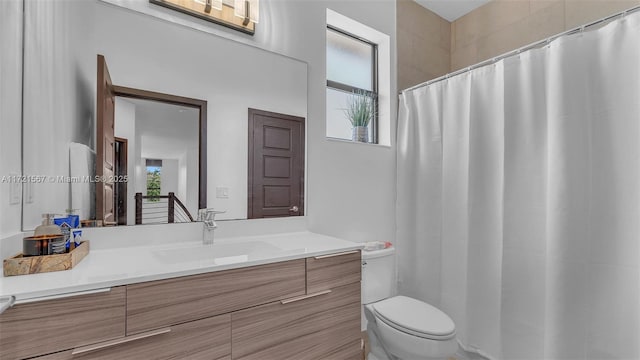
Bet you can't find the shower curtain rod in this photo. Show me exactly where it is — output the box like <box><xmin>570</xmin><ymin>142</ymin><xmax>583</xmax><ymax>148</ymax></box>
<box><xmin>401</xmin><ymin>5</ymin><xmax>640</xmax><ymax>94</ymax></box>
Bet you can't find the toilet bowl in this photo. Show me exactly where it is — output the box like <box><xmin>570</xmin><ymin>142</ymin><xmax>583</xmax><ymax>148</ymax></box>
<box><xmin>362</xmin><ymin>247</ymin><xmax>457</xmax><ymax>360</ymax></box>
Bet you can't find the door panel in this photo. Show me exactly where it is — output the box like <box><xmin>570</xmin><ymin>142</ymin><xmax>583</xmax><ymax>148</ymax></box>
<box><xmin>248</xmin><ymin>109</ymin><xmax>305</xmax><ymax>219</ymax></box>
<box><xmin>96</xmin><ymin>54</ymin><xmax>116</xmax><ymax>225</ymax></box>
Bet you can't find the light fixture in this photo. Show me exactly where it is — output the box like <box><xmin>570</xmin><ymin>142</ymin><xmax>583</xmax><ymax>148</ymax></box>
<box><xmin>150</xmin><ymin>0</ymin><xmax>257</xmax><ymax>35</ymax></box>
<box><xmin>234</xmin><ymin>0</ymin><xmax>259</xmax><ymax>25</ymax></box>
<box><xmin>193</xmin><ymin>0</ymin><xmax>222</xmax><ymax>13</ymax></box>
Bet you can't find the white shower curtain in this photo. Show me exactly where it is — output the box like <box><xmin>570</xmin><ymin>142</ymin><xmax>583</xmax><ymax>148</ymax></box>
<box><xmin>397</xmin><ymin>12</ymin><xmax>640</xmax><ymax>360</ymax></box>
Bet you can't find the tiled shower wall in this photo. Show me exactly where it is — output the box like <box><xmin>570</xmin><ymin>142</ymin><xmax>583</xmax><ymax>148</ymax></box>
<box><xmin>398</xmin><ymin>0</ymin><xmax>640</xmax><ymax>91</ymax></box>
<box><xmin>396</xmin><ymin>0</ymin><xmax>450</xmax><ymax>91</ymax></box>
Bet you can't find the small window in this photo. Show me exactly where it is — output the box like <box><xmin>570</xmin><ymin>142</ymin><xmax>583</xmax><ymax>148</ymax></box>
<box><xmin>326</xmin><ymin>26</ymin><xmax>378</xmax><ymax>144</ymax></box>
<box><xmin>146</xmin><ymin>159</ymin><xmax>162</xmax><ymax>201</ymax></box>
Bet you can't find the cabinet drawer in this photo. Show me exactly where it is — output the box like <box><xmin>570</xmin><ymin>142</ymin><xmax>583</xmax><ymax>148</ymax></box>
<box><xmin>231</xmin><ymin>282</ymin><xmax>361</xmax><ymax>360</ymax></box>
<box><xmin>0</xmin><ymin>287</ymin><xmax>126</xmax><ymax>360</ymax></box>
<box><xmin>306</xmin><ymin>250</ymin><xmax>361</xmax><ymax>293</ymax></box>
<box><xmin>35</xmin><ymin>314</ymin><xmax>231</xmax><ymax>360</ymax></box>
<box><xmin>127</xmin><ymin>259</ymin><xmax>305</xmax><ymax>334</ymax></box>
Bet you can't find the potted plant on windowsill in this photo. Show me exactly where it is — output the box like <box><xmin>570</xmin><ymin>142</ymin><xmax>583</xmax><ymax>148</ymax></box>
<box><xmin>344</xmin><ymin>89</ymin><xmax>375</xmax><ymax>143</ymax></box>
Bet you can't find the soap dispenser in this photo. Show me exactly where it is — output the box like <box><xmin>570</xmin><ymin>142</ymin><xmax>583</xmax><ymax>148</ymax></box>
<box><xmin>34</xmin><ymin>213</ymin><xmax>63</xmax><ymax>236</ymax></box>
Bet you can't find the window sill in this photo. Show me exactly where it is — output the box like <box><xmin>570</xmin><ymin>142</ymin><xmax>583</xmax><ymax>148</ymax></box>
<box><xmin>325</xmin><ymin>137</ymin><xmax>391</xmax><ymax>149</ymax></box>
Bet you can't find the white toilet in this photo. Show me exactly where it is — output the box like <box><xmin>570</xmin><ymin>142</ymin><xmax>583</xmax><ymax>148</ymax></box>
<box><xmin>362</xmin><ymin>247</ymin><xmax>458</xmax><ymax>360</ymax></box>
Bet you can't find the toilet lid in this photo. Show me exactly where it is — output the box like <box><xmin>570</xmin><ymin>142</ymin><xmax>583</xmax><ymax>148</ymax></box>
<box><xmin>373</xmin><ymin>296</ymin><xmax>456</xmax><ymax>340</ymax></box>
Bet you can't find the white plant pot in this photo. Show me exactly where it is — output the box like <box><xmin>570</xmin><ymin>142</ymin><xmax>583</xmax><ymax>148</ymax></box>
<box><xmin>352</xmin><ymin>126</ymin><xmax>369</xmax><ymax>143</ymax></box>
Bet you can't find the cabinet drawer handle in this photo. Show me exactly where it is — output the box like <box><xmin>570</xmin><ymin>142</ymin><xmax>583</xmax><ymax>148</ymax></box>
<box><xmin>71</xmin><ymin>328</ymin><xmax>171</xmax><ymax>355</ymax></box>
<box><xmin>280</xmin><ymin>290</ymin><xmax>332</xmax><ymax>304</ymax></box>
<box><xmin>0</xmin><ymin>296</ymin><xmax>15</xmax><ymax>314</ymax></box>
<box><xmin>313</xmin><ymin>250</ymin><xmax>359</xmax><ymax>260</ymax></box>
<box><xmin>15</xmin><ymin>288</ymin><xmax>112</xmax><ymax>305</ymax></box>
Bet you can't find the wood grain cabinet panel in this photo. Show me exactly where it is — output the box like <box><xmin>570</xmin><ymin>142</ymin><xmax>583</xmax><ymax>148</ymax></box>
<box><xmin>306</xmin><ymin>250</ymin><xmax>361</xmax><ymax>293</ymax></box>
<box><xmin>231</xmin><ymin>282</ymin><xmax>361</xmax><ymax>360</ymax></box>
<box><xmin>126</xmin><ymin>259</ymin><xmax>306</xmax><ymax>334</ymax></box>
<box><xmin>35</xmin><ymin>314</ymin><xmax>231</xmax><ymax>360</ymax></box>
<box><xmin>0</xmin><ymin>287</ymin><xmax>126</xmax><ymax>360</ymax></box>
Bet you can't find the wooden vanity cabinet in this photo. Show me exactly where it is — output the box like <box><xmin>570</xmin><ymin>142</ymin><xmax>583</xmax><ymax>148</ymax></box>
<box><xmin>231</xmin><ymin>250</ymin><xmax>363</xmax><ymax>360</ymax></box>
<box><xmin>231</xmin><ymin>282</ymin><xmax>362</xmax><ymax>360</ymax></box>
<box><xmin>306</xmin><ymin>250</ymin><xmax>362</xmax><ymax>293</ymax></box>
<box><xmin>0</xmin><ymin>287</ymin><xmax>126</xmax><ymax>360</ymax></box>
<box><xmin>35</xmin><ymin>314</ymin><xmax>231</xmax><ymax>360</ymax></box>
<box><xmin>126</xmin><ymin>259</ymin><xmax>306</xmax><ymax>335</ymax></box>
<box><xmin>7</xmin><ymin>250</ymin><xmax>361</xmax><ymax>360</ymax></box>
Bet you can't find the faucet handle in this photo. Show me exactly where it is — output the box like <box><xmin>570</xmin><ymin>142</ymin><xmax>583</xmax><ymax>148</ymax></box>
<box><xmin>199</xmin><ymin>209</ymin><xmax>226</xmax><ymax>236</ymax></box>
<box><xmin>198</xmin><ymin>208</ymin><xmax>226</xmax><ymax>221</ymax></box>
<box><xmin>199</xmin><ymin>209</ymin><xmax>225</xmax><ymax>218</ymax></box>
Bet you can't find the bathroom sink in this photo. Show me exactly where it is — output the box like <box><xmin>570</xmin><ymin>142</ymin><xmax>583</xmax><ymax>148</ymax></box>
<box><xmin>152</xmin><ymin>241</ymin><xmax>283</xmax><ymax>265</ymax></box>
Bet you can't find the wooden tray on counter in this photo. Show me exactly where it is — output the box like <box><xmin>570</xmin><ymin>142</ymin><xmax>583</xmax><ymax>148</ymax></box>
<box><xmin>3</xmin><ymin>241</ymin><xmax>89</xmax><ymax>277</ymax></box>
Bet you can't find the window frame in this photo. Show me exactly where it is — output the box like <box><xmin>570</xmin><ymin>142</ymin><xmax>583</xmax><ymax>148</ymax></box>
<box><xmin>326</xmin><ymin>25</ymin><xmax>379</xmax><ymax>144</ymax></box>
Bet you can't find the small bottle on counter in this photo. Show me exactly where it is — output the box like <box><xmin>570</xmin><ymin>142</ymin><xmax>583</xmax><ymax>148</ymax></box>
<box><xmin>34</xmin><ymin>214</ymin><xmax>62</xmax><ymax>236</ymax></box>
<box><xmin>25</xmin><ymin>214</ymin><xmax>66</xmax><ymax>256</ymax></box>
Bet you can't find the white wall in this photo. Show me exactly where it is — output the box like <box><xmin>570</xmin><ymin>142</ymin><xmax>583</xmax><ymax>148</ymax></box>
<box><xmin>159</xmin><ymin>159</ymin><xmax>179</xmax><ymax>199</ymax></box>
<box><xmin>13</xmin><ymin>0</ymin><xmax>397</xmax><ymax>244</ymax></box>
<box><xmin>104</xmin><ymin>0</ymin><xmax>398</xmax><ymax>244</ymax></box>
<box><xmin>0</xmin><ymin>0</ymin><xmax>23</xmax><ymax>238</ymax></box>
<box><xmin>21</xmin><ymin>0</ymin><xmax>96</xmax><ymax>229</ymax></box>
<box><xmin>255</xmin><ymin>1</ymin><xmax>399</xmax><ymax>243</ymax></box>
<box><xmin>114</xmin><ymin>97</ymin><xmax>137</xmax><ymax>225</ymax></box>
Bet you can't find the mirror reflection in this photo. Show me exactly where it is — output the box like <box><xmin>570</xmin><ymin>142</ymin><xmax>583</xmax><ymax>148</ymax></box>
<box><xmin>114</xmin><ymin>98</ymin><xmax>200</xmax><ymax>226</ymax></box>
<box><xmin>21</xmin><ymin>0</ymin><xmax>308</xmax><ymax>230</ymax></box>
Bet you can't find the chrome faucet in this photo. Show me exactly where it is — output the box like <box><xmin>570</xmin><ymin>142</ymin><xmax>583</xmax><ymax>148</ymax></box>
<box><xmin>198</xmin><ymin>209</ymin><xmax>226</xmax><ymax>244</ymax></box>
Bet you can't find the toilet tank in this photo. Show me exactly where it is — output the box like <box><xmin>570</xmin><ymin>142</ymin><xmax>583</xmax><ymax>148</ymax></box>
<box><xmin>362</xmin><ymin>247</ymin><xmax>396</xmax><ymax>304</ymax></box>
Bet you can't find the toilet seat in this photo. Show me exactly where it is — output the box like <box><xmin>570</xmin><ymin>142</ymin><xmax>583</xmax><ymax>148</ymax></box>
<box><xmin>372</xmin><ymin>296</ymin><xmax>456</xmax><ymax>341</ymax></box>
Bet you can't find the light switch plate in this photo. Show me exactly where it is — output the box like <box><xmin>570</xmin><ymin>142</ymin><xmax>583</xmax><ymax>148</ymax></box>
<box><xmin>9</xmin><ymin>173</ymin><xmax>21</xmax><ymax>204</ymax></box>
<box><xmin>25</xmin><ymin>182</ymin><xmax>34</xmax><ymax>204</ymax></box>
<box><xmin>216</xmin><ymin>187</ymin><xmax>229</xmax><ymax>199</ymax></box>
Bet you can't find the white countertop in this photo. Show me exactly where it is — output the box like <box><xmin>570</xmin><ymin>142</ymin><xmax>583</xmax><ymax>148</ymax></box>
<box><xmin>0</xmin><ymin>231</ymin><xmax>363</xmax><ymax>301</ymax></box>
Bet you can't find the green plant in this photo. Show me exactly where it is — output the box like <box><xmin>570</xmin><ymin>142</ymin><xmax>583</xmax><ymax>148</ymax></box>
<box><xmin>343</xmin><ymin>89</ymin><xmax>375</xmax><ymax>127</ymax></box>
<box><xmin>146</xmin><ymin>168</ymin><xmax>161</xmax><ymax>202</ymax></box>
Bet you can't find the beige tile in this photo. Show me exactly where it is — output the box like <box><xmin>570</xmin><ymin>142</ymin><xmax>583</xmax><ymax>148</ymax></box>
<box><xmin>531</xmin><ymin>0</ymin><xmax>564</xmax><ymax>14</ymax></box>
<box><xmin>398</xmin><ymin>0</ymin><xmax>442</xmax><ymax>38</ymax></box>
<box><xmin>415</xmin><ymin>14</ymin><xmax>449</xmax><ymax>47</ymax></box>
<box><xmin>439</xmin><ymin>18</ymin><xmax>452</xmax><ymax>52</ymax></box>
<box><xmin>398</xmin><ymin>75</ymin><xmax>412</xmax><ymax>92</ymax></box>
<box><xmin>397</xmin><ymin>28</ymin><xmax>413</xmax><ymax>61</ymax></box>
<box><xmin>414</xmin><ymin>42</ymin><xmax>450</xmax><ymax>77</ymax></box>
<box><xmin>453</xmin><ymin>11</ymin><xmax>481</xmax><ymax>48</ymax></box>
<box><xmin>451</xmin><ymin>42</ymin><xmax>478</xmax><ymax>71</ymax></box>
<box><xmin>396</xmin><ymin>0</ymin><xmax>414</xmax><ymax>26</ymax></box>
<box><xmin>565</xmin><ymin>0</ymin><xmax>640</xmax><ymax>29</ymax></box>
<box><xmin>399</xmin><ymin>69</ymin><xmax>437</xmax><ymax>91</ymax></box>
<box><xmin>474</xmin><ymin>0</ymin><xmax>563</xmax><ymax>64</ymax></box>
<box><xmin>398</xmin><ymin>65</ymin><xmax>424</xmax><ymax>91</ymax></box>
<box><xmin>476</xmin><ymin>20</ymin><xmax>532</xmax><ymax>63</ymax></box>
<box><xmin>453</xmin><ymin>0</ymin><xmax>530</xmax><ymax>48</ymax></box>
<box><xmin>450</xmin><ymin>21</ymin><xmax>457</xmax><ymax>50</ymax></box>
<box><xmin>527</xmin><ymin>0</ymin><xmax>565</xmax><ymax>43</ymax></box>
<box><xmin>475</xmin><ymin>0</ymin><xmax>531</xmax><ymax>37</ymax></box>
